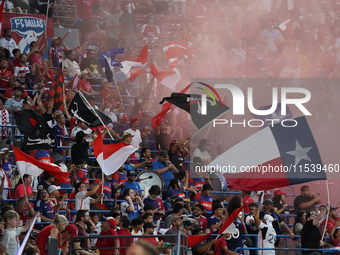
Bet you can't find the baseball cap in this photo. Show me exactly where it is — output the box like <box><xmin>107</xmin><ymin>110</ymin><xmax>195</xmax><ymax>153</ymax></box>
<box><xmin>330</xmin><ymin>206</ymin><xmax>338</xmax><ymax>211</ymax></box>
<box><xmin>171</xmin><ymin>216</ymin><xmax>182</xmax><ymax>224</ymax></box>
<box><xmin>119</xmin><ymin>113</ymin><xmax>129</xmax><ymax>122</ymax></box>
<box><xmin>66</xmin><ymin>224</ymin><xmax>78</xmax><ymax>238</ymax></box>
<box><xmin>101</xmin><ymin>79</ymin><xmax>110</xmax><ymax>86</ymax></box>
<box><xmin>48</xmin><ymin>185</ymin><xmax>61</xmax><ymax>194</ymax></box>
<box><xmin>51</xmin><ymin>37</ymin><xmax>61</xmax><ymax>42</ymax></box>
<box><xmin>122</xmin><ymin>131</ymin><xmax>134</xmax><ymax>138</ymax></box>
<box><xmin>130</xmin><ymin>117</ymin><xmax>138</xmax><ymax>124</ymax></box>
<box><xmin>202</xmin><ymin>183</ymin><xmax>213</xmax><ymax>191</ymax></box>
<box><xmin>273</xmin><ymin>190</ymin><xmax>286</xmax><ymax>196</ymax></box>
<box><xmin>170</xmin><ymin>140</ymin><xmax>178</xmax><ymax>148</ymax></box>
<box><xmin>263</xmin><ymin>199</ymin><xmax>274</xmax><ymax>205</ymax></box>
<box><xmin>143</xmin><ymin>222</ymin><xmax>156</xmax><ymax>230</ymax></box>
<box><xmin>126</xmin><ymin>170</ymin><xmax>137</xmax><ymax>176</ymax></box>
<box><xmin>23</xmin><ymin>100</ymin><xmax>32</xmax><ymax>107</ymax></box>
<box><xmin>80</xmin><ymin>70</ymin><xmax>89</xmax><ymax>77</ymax></box>
<box><xmin>103</xmin><ymin>216</ymin><xmax>117</xmax><ymax>228</ymax></box>
<box><xmin>0</xmin><ymin>148</ymin><xmax>10</xmax><ymax>153</ymax></box>
<box><xmin>159</xmin><ymin>150</ymin><xmax>168</xmax><ymax>158</ymax></box>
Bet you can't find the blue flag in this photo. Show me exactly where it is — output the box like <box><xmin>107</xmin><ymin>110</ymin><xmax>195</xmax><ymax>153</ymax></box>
<box><xmin>104</xmin><ymin>56</ymin><xmax>114</xmax><ymax>82</ymax></box>
<box><xmin>97</xmin><ymin>48</ymin><xmax>124</xmax><ymax>73</ymax></box>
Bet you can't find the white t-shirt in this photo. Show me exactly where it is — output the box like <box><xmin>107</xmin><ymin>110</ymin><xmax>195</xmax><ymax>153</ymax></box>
<box><xmin>257</xmin><ymin>222</ymin><xmax>276</xmax><ymax>255</ymax></box>
<box><xmin>75</xmin><ymin>191</ymin><xmax>92</xmax><ymax>211</ymax></box>
<box><xmin>0</xmin><ymin>169</ymin><xmax>9</xmax><ymax>199</ymax></box>
<box><xmin>126</xmin><ymin>128</ymin><xmax>142</xmax><ymax>149</ymax></box>
<box><xmin>71</xmin><ymin>126</ymin><xmax>93</xmax><ymax>141</ymax></box>
<box><xmin>0</xmin><ymin>37</ymin><xmax>17</xmax><ymax>57</ymax></box>
<box><xmin>1</xmin><ymin>227</ymin><xmax>22</xmax><ymax>255</ymax></box>
<box><xmin>62</xmin><ymin>59</ymin><xmax>81</xmax><ymax>77</ymax></box>
<box><xmin>131</xmin><ymin>228</ymin><xmax>143</xmax><ymax>244</ymax></box>
<box><xmin>4</xmin><ymin>98</ymin><xmax>24</xmax><ymax>112</ymax></box>
<box><xmin>192</xmin><ymin>148</ymin><xmax>211</xmax><ymax>164</ymax></box>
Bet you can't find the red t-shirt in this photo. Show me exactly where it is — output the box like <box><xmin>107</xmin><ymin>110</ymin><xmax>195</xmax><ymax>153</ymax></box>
<box><xmin>30</xmin><ymin>52</ymin><xmax>43</xmax><ymax>68</ymax></box>
<box><xmin>0</xmin><ymin>69</ymin><xmax>12</xmax><ymax>88</ymax></box>
<box><xmin>41</xmin><ymin>68</ymin><xmax>54</xmax><ymax>83</ymax></box>
<box><xmin>214</xmin><ymin>237</ymin><xmax>227</xmax><ymax>255</ymax></box>
<box><xmin>100</xmin><ymin>89</ymin><xmax>116</xmax><ymax>103</ymax></box>
<box><xmin>18</xmin><ymin>207</ymin><xmax>31</xmax><ymax>223</ymax></box>
<box><xmin>13</xmin><ymin>58</ymin><xmax>20</xmax><ymax>67</ymax></box>
<box><xmin>117</xmin><ymin>229</ymin><xmax>133</xmax><ymax>255</ymax></box>
<box><xmin>242</xmin><ymin>196</ymin><xmax>255</xmax><ymax>214</ymax></box>
<box><xmin>76</xmin><ymin>0</ymin><xmax>92</xmax><ymax>19</ymax></box>
<box><xmin>78</xmin><ymin>79</ymin><xmax>93</xmax><ymax>93</ymax></box>
<box><xmin>142</xmin><ymin>236</ymin><xmax>157</xmax><ymax>246</ymax></box>
<box><xmin>4</xmin><ymin>87</ymin><xmax>28</xmax><ymax>99</ymax></box>
<box><xmin>36</xmin><ymin>225</ymin><xmax>61</xmax><ymax>255</ymax></box>
<box><xmin>48</xmin><ymin>46</ymin><xmax>66</xmax><ymax>67</ymax></box>
<box><xmin>96</xmin><ymin>229</ymin><xmax>118</xmax><ymax>255</ymax></box>
<box><xmin>321</xmin><ymin>218</ymin><xmax>340</xmax><ymax>233</ymax></box>
<box><xmin>140</xmin><ymin>24</ymin><xmax>160</xmax><ymax>37</ymax></box>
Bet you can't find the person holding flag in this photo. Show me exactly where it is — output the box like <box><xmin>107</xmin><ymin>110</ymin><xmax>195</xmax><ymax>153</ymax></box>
<box><xmin>214</xmin><ymin>224</ymin><xmax>241</xmax><ymax>255</ymax></box>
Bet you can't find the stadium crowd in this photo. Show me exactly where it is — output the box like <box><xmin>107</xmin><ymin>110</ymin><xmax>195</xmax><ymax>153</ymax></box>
<box><xmin>0</xmin><ymin>0</ymin><xmax>339</xmax><ymax>255</ymax></box>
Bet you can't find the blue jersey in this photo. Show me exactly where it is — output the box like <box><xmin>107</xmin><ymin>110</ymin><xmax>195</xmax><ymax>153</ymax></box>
<box><xmin>151</xmin><ymin>159</ymin><xmax>174</xmax><ymax>189</ymax></box>
<box><xmin>226</xmin><ymin>221</ymin><xmax>243</xmax><ymax>252</ymax></box>
<box><xmin>51</xmin><ymin>124</ymin><xmax>67</xmax><ymax>154</ymax></box>
<box><xmin>35</xmin><ymin>200</ymin><xmax>54</xmax><ymax>220</ymax></box>
<box><xmin>120</xmin><ymin>200</ymin><xmax>142</xmax><ymax>220</ymax></box>
<box><xmin>2</xmin><ymin>160</ymin><xmax>12</xmax><ymax>178</ymax></box>
<box><xmin>121</xmin><ymin>181</ymin><xmax>141</xmax><ymax>194</ymax></box>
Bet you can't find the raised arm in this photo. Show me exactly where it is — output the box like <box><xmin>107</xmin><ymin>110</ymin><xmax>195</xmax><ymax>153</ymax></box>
<box><xmin>254</xmin><ymin>205</ymin><xmax>264</xmax><ymax>227</ymax></box>
<box><xmin>86</xmin><ymin>179</ymin><xmax>104</xmax><ymax>197</ymax></box>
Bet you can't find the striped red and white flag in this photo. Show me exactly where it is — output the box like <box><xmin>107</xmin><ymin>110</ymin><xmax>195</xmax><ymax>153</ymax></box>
<box><xmin>120</xmin><ymin>44</ymin><xmax>148</xmax><ymax>82</ymax></box>
<box><xmin>93</xmin><ymin>135</ymin><xmax>137</xmax><ymax>175</ymax></box>
<box><xmin>150</xmin><ymin>62</ymin><xmax>181</xmax><ymax>90</ymax></box>
<box><xmin>13</xmin><ymin>146</ymin><xmax>69</xmax><ymax>182</ymax></box>
<box><xmin>70</xmin><ymin>74</ymin><xmax>79</xmax><ymax>90</ymax></box>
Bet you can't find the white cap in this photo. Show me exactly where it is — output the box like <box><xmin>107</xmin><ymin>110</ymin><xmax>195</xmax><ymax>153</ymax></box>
<box><xmin>48</xmin><ymin>185</ymin><xmax>61</xmax><ymax>194</ymax></box>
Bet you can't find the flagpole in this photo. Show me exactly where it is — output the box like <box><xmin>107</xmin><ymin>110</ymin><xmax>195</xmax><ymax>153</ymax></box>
<box><xmin>78</xmin><ymin>91</ymin><xmax>116</xmax><ymax>141</ymax></box>
<box><xmin>321</xmin><ymin>179</ymin><xmax>330</xmax><ymax>240</ymax></box>
<box><xmin>101</xmin><ymin>171</ymin><xmax>104</xmax><ymax>204</ymax></box>
<box><xmin>45</xmin><ymin>0</ymin><xmax>50</xmax><ymax>26</ymax></box>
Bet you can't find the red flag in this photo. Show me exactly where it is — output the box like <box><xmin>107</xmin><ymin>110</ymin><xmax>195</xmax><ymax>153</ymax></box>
<box><xmin>13</xmin><ymin>146</ymin><xmax>69</xmax><ymax>182</ymax></box>
<box><xmin>0</xmin><ymin>0</ymin><xmax>5</xmax><ymax>32</ymax></box>
<box><xmin>44</xmin><ymin>67</ymin><xmax>64</xmax><ymax>111</ymax></box>
<box><xmin>70</xmin><ymin>74</ymin><xmax>79</xmax><ymax>90</ymax></box>
<box><xmin>188</xmin><ymin>232</ymin><xmax>213</xmax><ymax>248</ymax></box>
<box><xmin>93</xmin><ymin>135</ymin><xmax>137</xmax><ymax>175</ymax></box>
<box><xmin>120</xmin><ymin>44</ymin><xmax>148</xmax><ymax>82</ymax></box>
<box><xmin>188</xmin><ymin>206</ymin><xmax>244</xmax><ymax>248</ymax></box>
<box><xmin>151</xmin><ymin>81</ymin><xmax>192</xmax><ymax>129</ymax></box>
<box><xmin>151</xmin><ymin>62</ymin><xmax>180</xmax><ymax>89</ymax></box>
<box><xmin>163</xmin><ymin>41</ymin><xmax>193</xmax><ymax>65</ymax></box>
<box><xmin>219</xmin><ymin>206</ymin><xmax>244</xmax><ymax>235</ymax></box>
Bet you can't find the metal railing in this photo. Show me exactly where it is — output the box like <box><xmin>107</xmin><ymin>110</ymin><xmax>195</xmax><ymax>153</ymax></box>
<box><xmin>68</xmin><ymin>232</ymin><xmax>188</xmax><ymax>255</ymax></box>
